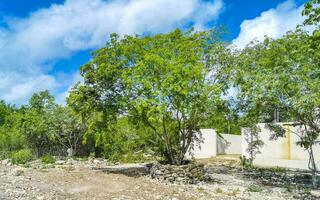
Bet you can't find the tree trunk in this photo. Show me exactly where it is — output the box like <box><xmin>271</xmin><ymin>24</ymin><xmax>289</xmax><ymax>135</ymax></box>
<box><xmin>249</xmin><ymin>132</ymin><xmax>254</xmax><ymax>166</ymax></box>
<box><xmin>163</xmin><ymin>133</ymin><xmax>175</xmax><ymax>164</ymax></box>
<box><xmin>309</xmin><ymin>146</ymin><xmax>318</xmax><ymax>188</ymax></box>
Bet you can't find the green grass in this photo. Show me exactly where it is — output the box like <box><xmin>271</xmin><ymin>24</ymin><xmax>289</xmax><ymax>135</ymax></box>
<box><xmin>246</xmin><ymin>184</ymin><xmax>263</xmax><ymax>192</ymax></box>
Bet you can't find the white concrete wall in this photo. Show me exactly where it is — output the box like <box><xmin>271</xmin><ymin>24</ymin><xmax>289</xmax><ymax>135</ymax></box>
<box><xmin>217</xmin><ymin>134</ymin><xmax>242</xmax><ymax>155</ymax></box>
<box><xmin>186</xmin><ymin>129</ymin><xmax>217</xmax><ymax>159</ymax></box>
<box><xmin>186</xmin><ymin>123</ymin><xmax>320</xmax><ymax>170</ymax></box>
<box><xmin>241</xmin><ymin>123</ymin><xmax>320</xmax><ymax>170</ymax></box>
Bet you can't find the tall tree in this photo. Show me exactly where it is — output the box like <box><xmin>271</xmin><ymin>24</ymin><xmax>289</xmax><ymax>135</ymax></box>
<box><xmin>303</xmin><ymin>0</ymin><xmax>320</xmax><ymax>27</ymax></box>
<box><xmin>220</xmin><ymin>28</ymin><xmax>320</xmax><ymax>186</ymax></box>
<box><xmin>0</xmin><ymin>101</ymin><xmax>25</xmax><ymax>156</ymax></box>
<box><xmin>69</xmin><ymin>29</ymin><xmax>224</xmax><ymax>165</ymax></box>
<box><xmin>48</xmin><ymin>106</ymin><xmax>86</xmax><ymax>156</ymax></box>
<box><xmin>20</xmin><ymin>91</ymin><xmax>57</xmax><ymax>156</ymax></box>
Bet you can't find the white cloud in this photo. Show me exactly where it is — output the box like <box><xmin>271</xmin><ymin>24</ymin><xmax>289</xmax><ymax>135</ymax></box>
<box><xmin>0</xmin><ymin>73</ymin><xmax>58</xmax><ymax>103</ymax></box>
<box><xmin>0</xmin><ymin>0</ymin><xmax>223</xmax><ymax>104</ymax></box>
<box><xmin>55</xmin><ymin>72</ymin><xmax>83</xmax><ymax>105</ymax></box>
<box><xmin>233</xmin><ymin>0</ymin><xmax>304</xmax><ymax>49</ymax></box>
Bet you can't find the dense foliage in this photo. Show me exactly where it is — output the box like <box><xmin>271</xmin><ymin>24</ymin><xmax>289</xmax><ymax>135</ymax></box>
<box><xmin>68</xmin><ymin>29</ymin><xmax>227</xmax><ymax>164</ymax></box>
<box><xmin>215</xmin><ymin>2</ymin><xmax>320</xmax><ymax>185</ymax></box>
<box><xmin>0</xmin><ymin>1</ymin><xmax>319</xmax><ymax>176</ymax></box>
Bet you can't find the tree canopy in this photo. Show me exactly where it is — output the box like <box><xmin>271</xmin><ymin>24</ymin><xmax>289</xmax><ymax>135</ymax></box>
<box><xmin>0</xmin><ymin>1</ymin><xmax>320</xmax><ymax>174</ymax></box>
<box><xmin>68</xmin><ymin>29</ymin><xmax>225</xmax><ymax>164</ymax></box>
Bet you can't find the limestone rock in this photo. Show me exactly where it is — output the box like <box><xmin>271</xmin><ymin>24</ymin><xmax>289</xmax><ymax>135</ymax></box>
<box><xmin>55</xmin><ymin>160</ymin><xmax>66</xmax><ymax>165</ymax></box>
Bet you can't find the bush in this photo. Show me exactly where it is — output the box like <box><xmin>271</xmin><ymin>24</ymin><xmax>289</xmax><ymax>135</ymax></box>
<box><xmin>41</xmin><ymin>155</ymin><xmax>55</xmax><ymax>164</ymax></box>
<box><xmin>0</xmin><ymin>151</ymin><xmax>9</xmax><ymax>160</ymax></box>
<box><xmin>269</xmin><ymin>166</ymin><xmax>287</xmax><ymax>173</ymax></box>
<box><xmin>105</xmin><ymin>151</ymin><xmax>152</xmax><ymax>163</ymax></box>
<box><xmin>11</xmin><ymin>149</ymin><xmax>33</xmax><ymax>164</ymax></box>
<box><xmin>246</xmin><ymin>184</ymin><xmax>262</xmax><ymax>192</ymax></box>
<box><xmin>239</xmin><ymin>155</ymin><xmax>251</xmax><ymax>168</ymax></box>
<box><xmin>121</xmin><ymin>152</ymin><xmax>148</xmax><ymax>163</ymax></box>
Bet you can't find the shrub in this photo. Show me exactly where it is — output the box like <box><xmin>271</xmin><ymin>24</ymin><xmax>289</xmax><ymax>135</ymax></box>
<box><xmin>11</xmin><ymin>149</ymin><xmax>33</xmax><ymax>164</ymax></box>
<box><xmin>41</xmin><ymin>155</ymin><xmax>55</xmax><ymax>164</ymax></box>
<box><xmin>239</xmin><ymin>155</ymin><xmax>251</xmax><ymax>168</ymax></box>
<box><xmin>88</xmin><ymin>152</ymin><xmax>95</xmax><ymax>158</ymax></box>
<box><xmin>0</xmin><ymin>151</ymin><xmax>9</xmax><ymax>160</ymax></box>
<box><xmin>246</xmin><ymin>184</ymin><xmax>262</xmax><ymax>192</ymax></box>
<box><xmin>106</xmin><ymin>151</ymin><xmax>152</xmax><ymax>163</ymax></box>
<box><xmin>269</xmin><ymin>166</ymin><xmax>287</xmax><ymax>173</ymax></box>
<box><xmin>121</xmin><ymin>152</ymin><xmax>148</xmax><ymax>163</ymax></box>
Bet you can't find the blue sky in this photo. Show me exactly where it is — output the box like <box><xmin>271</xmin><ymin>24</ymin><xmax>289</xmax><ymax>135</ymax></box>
<box><xmin>0</xmin><ymin>0</ymin><xmax>307</xmax><ymax>105</ymax></box>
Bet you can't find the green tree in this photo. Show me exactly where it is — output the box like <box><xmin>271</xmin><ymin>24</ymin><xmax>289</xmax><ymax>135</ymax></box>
<box><xmin>0</xmin><ymin>100</ymin><xmax>11</xmax><ymax>126</ymax></box>
<box><xmin>101</xmin><ymin>117</ymin><xmax>156</xmax><ymax>162</ymax></box>
<box><xmin>48</xmin><ymin>106</ymin><xmax>86</xmax><ymax>156</ymax></box>
<box><xmin>20</xmin><ymin>91</ymin><xmax>58</xmax><ymax>156</ymax></box>
<box><xmin>303</xmin><ymin>0</ymin><xmax>320</xmax><ymax>26</ymax></box>
<box><xmin>201</xmin><ymin>102</ymin><xmax>242</xmax><ymax>135</ymax></box>
<box><xmin>69</xmin><ymin>29</ymin><xmax>224</xmax><ymax>165</ymax></box>
<box><xmin>0</xmin><ymin>101</ymin><xmax>25</xmax><ymax>158</ymax></box>
<box><xmin>220</xmin><ymin>29</ymin><xmax>320</xmax><ymax>186</ymax></box>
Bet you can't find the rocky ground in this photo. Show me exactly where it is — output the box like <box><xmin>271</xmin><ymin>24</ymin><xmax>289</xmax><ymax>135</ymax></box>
<box><xmin>0</xmin><ymin>156</ymin><xmax>319</xmax><ymax>200</ymax></box>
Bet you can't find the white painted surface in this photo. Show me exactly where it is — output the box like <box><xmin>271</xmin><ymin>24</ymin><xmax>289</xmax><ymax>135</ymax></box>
<box><xmin>186</xmin><ymin>123</ymin><xmax>320</xmax><ymax>170</ymax></box>
<box><xmin>217</xmin><ymin>134</ymin><xmax>242</xmax><ymax>155</ymax></box>
<box><xmin>186</xmin><ymin>129</ymin><xmax>217</xmax><ymax>159</ymax></box>
<box><xmin>241</xmin><ymin>123</ymin><xmax>320</xmax><ymax>170</ymax></box>
<box><xmin>253</xmin><ymin>158</ymin><xmax>320</xmax><ymax>170</ymax></box>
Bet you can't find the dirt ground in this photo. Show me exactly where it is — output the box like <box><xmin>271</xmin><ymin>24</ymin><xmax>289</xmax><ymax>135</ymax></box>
<box><xmin>0</xmin><ymin>164</ymin><xmax>173</xmax><ymax>200</ymax></box>
<box><xmin>0</xmin><ymin>156</ymin><xmax>319</xmax><ymax>200</ymax></box>
<box><xmin>0</xmin><ymin>163</ymin><xmax>235</xmax><ymax>200</ymax></box>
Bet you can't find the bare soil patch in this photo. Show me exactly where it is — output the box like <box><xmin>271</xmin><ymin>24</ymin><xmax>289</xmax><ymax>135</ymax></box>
<box><xmin>0</xmin><ymin>156</ymin><xmax>319</xmax><ymax>200</ymax></box>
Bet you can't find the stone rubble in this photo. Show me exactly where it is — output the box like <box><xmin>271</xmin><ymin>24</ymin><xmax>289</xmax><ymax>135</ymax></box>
<box><xmin>150</xmin><ymin>162</ymin><xmax>214</xmax><ymax>184</ymax></box>
<box><xmin>0</xmin><ymin>157</ymin><xmax>319</xmax><ymax>200</ymax></box>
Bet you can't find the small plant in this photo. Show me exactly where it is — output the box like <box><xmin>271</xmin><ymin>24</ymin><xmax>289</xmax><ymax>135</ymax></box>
<box><xmin>215</xmin><ymin>188</ymin><xmax>223</xmax><ymax>193</ymax></box>
<box><xmin>11</xmin><ymin>149</ymin><xmax>33</xmax><ymax>164</ymax></box>
<box><xmin>121</xmin><ymin>152</ymin><xmax>147</xmax><ymax>163</ymax></box>
<box><xmin>246</xmin><ymin>184</ymin><xmax>262</xmax><ymax>192</ymax></box>
<box><xmin>269</xmin><ymin>166</ymin><xmax>287</xmax><ymax>173</ymax></box>
<box><xmin>239</xmin><ymin>155</ymin><xmax>251</xmax><ymax>168</ymax></box>
<box><xmin>107</xmin><ymin>151</ymin><xmax>152</xmax><ymax>163</ymax></box>
<box><xmin>243</xmin><ymin>126</ymin><xmax>264</xmax><ymax>166</ymax></box>
<box><xmin>37</xmin><ymin>169</ymin><xmax>49</xmax><ymax>173</ymax></box>
<box><xmin>79</xmin><ymin>157</ymin><xmax>88</xmax><ymax>161</ymax></box>
<box><xmin>0</xmin><ymin>151</ymin><xmax>9</xmax><ymax>160</ymax></box>
<box><xmin>88</xmin><ymin>152</ymin><xmax>95</xmax><ymax>158</ymax></box>
<box><xmin>23</xmin><ymin>163</ymin><xmax>31</xmax><ymax>168</ymax></box>
<box><xmin>41</xmin><ymin>155</ymin><xmax>55</xmax><ymax>164</ymax></box>
<box><xmin>228</xmin><ymin>188</ymin><xmax>240</xmax><ymax>196</ymax></box>
<box><xmin>286</xmin><ymin>184</ymin><xmax>295</xmax><ymax>192</ymax></box>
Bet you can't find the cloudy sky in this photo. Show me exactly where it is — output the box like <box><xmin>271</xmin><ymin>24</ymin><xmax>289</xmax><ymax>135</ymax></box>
<box><xmin>0</xmin><ymin>0</ymin><xmax>307</xmax><ymax>105</ymax></box>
